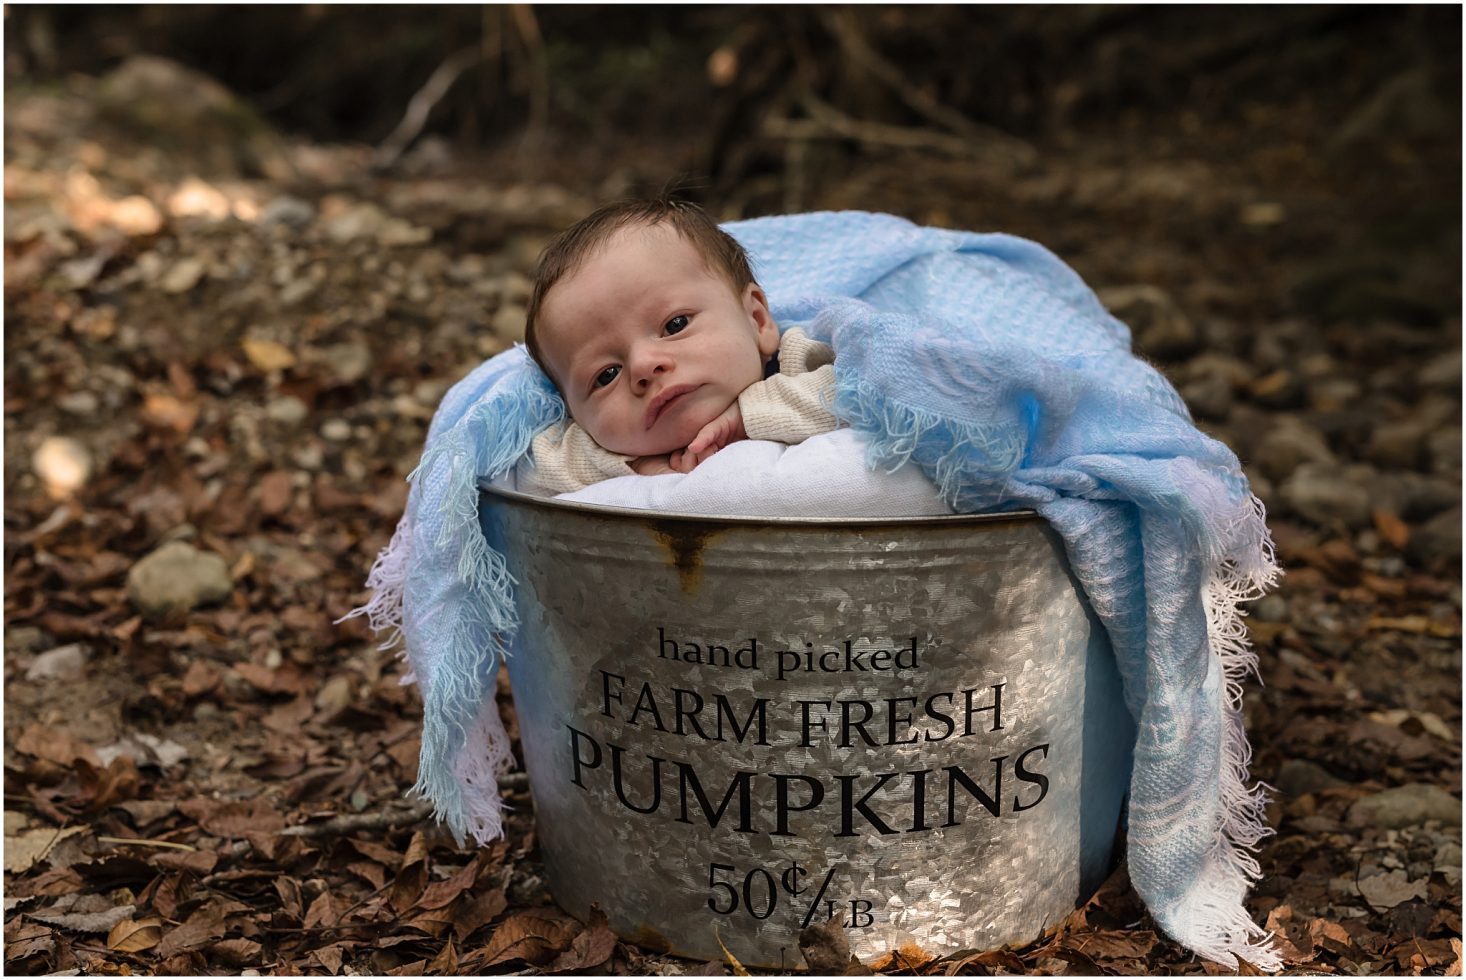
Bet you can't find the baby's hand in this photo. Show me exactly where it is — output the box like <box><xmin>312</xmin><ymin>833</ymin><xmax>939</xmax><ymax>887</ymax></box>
<box><xmin>631</xmin><ymin>454</ymin><xmax>677</xmax><ymax>476</ymax></box>
<box><xmin>670</xmin><ymin>404</ymin><xmax>746</xmax><ymax>473</ymax></box>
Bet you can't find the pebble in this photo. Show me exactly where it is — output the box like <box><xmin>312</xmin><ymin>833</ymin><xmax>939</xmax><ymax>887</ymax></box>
<box><xmin>315</xmin><ymin>674</ymin><xmax>354</xmax><ymax>713</ymax></box>
<box><xmin>322</xmin><ymin>341</ymin><xmax>373</xmax><ymax>384</ymax></box>
<box><xmin>58</xmin><ymin>391</ymin><xmax>100</xmax><ymax>416</ymax></box>
<box><xmin>259</xmin><ymin>195</ymin><xmax>315</xmax><ymax>230</ymax></box>
<box><xmin>1279</xmin><ymin>462</ymin><xmax>1372</xmax><ymax>528</ymax></box>
<box><xmin>492</xmin><ymin>303</ymin><xmax>528</xmax><ymax>342</ymax></box>
<box><xmin>32</xmin><ymin>436</ymin><xmax>93</xmax><ymax>495</ymax></box>
<box><xmin>292</xmin><ymin>443</ymin><xmax>324</xmax><ymax>471</ymax></box>
<box><xmin>1427</xmin><ymin>425</ymin><xmax>1461</xmax><ymax>475</ymax></box>
<box><xmin>1252</xmin><ymin>415</ymin><xmax>1336</xmax><ymax>482</ymax></box>
<box><xmin>321</xmin><ymin>418</ymin><xmax>352</xmax><ymax>441</ymax></box>
<box><xmin>161</xmin><ymin>257</ymin><xmax>207</xmax><ymax>294</ymax></box>
<box><xmin>24</xmin><ymin>643</ymin><xmax>90</xmax><ymax>683</ymax></box>
<box><xmin>1249</xmin><ymin>595</ymin><xmax>1288</xmax><ymax>623</ymax></box>
<box><xmin>1273</xmin><ymin>759</ymin><xmax>1345</xmax><ymax>797</ymax></box>
<box><xmin>6</xmin><ymin>626</ymin><xmax>50</xmax><ymax>654</ymax></box>
<box><xmin>126</xmin><ymin>540</ymin><xmax>233</xmax><ymax>619</ymax></box>
<box><xmin>1407</xmin><ymin>507</ymin><xmax>1462</xmax><ymax>567</ymax></box>
<box><xmin>1101</xmin><ymin>284</ymin><xmax>1199</xmax><ymax>361</ymax></box>
<box><xmin>265</xmin><ymin>396</ymin><xmax>309</xmax><ymax>427</ymax></box>
<box><xmin>1365</xmin><ymin>418</ymin><xmax>1430</xmax><ymax>470</ymax></box>
<box><xmin>1347</xmin><ymin>783</ymin><xmax>1462</xmax><ymax>830</ymax></box>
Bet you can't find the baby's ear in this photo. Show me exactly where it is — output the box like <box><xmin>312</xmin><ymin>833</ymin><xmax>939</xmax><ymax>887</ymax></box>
<box><xmin>744</xmin><ymin>284</ymin><xmax>780</xmax><ymax>357</ymax></box>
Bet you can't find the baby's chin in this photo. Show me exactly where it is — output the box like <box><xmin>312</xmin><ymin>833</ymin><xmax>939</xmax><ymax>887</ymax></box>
<box><xmin>596</xmin><ymin>405</ymin><xmax>724</xmax><ymax>458</ymax></box>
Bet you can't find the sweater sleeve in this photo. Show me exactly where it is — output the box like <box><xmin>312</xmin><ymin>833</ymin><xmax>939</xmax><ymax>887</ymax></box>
<box><xmin>737</xmin><ymin>327</ymin><xmax>840</xmax><ymax>444</ymax></box>
<box><xmin>517</xmin><ymin>421</ymin><xmax>635</xmax><ymax>495</ymax></box>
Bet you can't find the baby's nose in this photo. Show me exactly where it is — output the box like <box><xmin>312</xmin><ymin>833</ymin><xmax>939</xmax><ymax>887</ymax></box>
<box><xmin>631</xmin><ymin>347</ymin><xmax>673</xmax><ymax>386</ymax></box>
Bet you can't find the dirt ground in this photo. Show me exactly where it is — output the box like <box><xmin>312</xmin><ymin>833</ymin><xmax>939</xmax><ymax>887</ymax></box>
<box><xmin>3</xmin><ymin>16</ymin><xmax>1461</xmax><ymax>977</ymax></box>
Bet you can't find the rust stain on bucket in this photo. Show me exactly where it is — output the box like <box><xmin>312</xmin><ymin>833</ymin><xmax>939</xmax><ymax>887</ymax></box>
<box><xmin>648</xmin><ymin>520</ymin><xmax>724</xmax><ymax>595</ymax></box>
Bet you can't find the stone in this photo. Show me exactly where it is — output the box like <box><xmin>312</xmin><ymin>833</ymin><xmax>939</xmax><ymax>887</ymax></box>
<box><xmin>126</xmin><ymin>541</ymin><xmax>232</xmax><ymax>618</ymax></box>
<box><xmin>24</xmin><ymin>643</ymin><xmax>90</xmax><ymax>683</ymax></box>
<box><xmin>321</xmin><ymin>419</ymin><xmax>352</xmax><ymax>442</ymax></box>
<box><xmin>1273</xmin><ymin>759</ymin><xmax>1345</xmax><ymax>798</ymax></box>
<box><xmin>58</xmin><ymin>391</ymin><xmax>100</xmax><ymax>416</ymax></box>
<box><xmin>1347</xmin><ymin>783</ymin><xmax>1461</xmax><ymax>830</ymax></box>
<box><xmin>321</xmin><ymin>342</ymin><xmax>373</xmax><ymax>385</ymax></box>
<box><xmin>1365</xmin><ymin>419</ymin><xmax>1431</xmax><ymax>471</ymax></box>
<box><xmin>265</xmin><ymin>396</ymin><xmax>309</xmax><ymax>427</ymax></box>
<box><xmin>1249</xmin><ymin>595</ymin><xmax>1288</xmax><ymax>623</ymax></box>
<box><xmin>32</xmin><ymin>436</ymin><xmax>92</xmax><ymax>495</ymax></box>
<box><xmin>1252</xmin><ymin>415</ymin><xmax>1336</xmax><ymax>483</ymax></box>
<box><xmin>161</xmin><ymin>257</ymin><xmax>206</xmax><ymax>294</ymax></box>
<box><xmin>1406</xmin><ymin>507</ymin><xmax>1461</xmax><ymax>567</ymax></box>
<box><xmin>1280</xmin><ymin>463</ymin><xmax>1372</xmax><ymax>529</ymax></box>
<box><xmin>1100</xmin><ymin>284</ymin><xmax>1199</xmax><ymax>361</ymax></box>
<box><xmin>1428</xmin><ymin>425</ymin><xmax>1461</xmax><ymax>475</ymax></box>
<box><xmin>259</xmin><ymin>195</ymin><xmax>315</xmax><ymax>230</ymax></box>
<box><xmin>492</xmin><ymin>303</ymin><xmax>527</xmax><ymax>343</ymax></box>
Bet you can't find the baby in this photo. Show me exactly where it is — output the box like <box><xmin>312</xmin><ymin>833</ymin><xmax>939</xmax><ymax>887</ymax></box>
<box><xmin>517</xmin><ymin>198</ymin><xmax>841</xmax><ymax>495</ymax></box>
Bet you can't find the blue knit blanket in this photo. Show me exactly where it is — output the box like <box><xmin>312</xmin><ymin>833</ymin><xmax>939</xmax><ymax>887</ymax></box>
<box><xmin>350</xmin><ymin>212</ymin><xmax>1281</xmax><ymax>969</ymax></box>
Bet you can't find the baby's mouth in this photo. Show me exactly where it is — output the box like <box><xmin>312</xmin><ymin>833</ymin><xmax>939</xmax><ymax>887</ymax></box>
<box><xmin>644</xmin><ymin>384</ymin><xmax>700</xmax><ymax>429</ymax></box>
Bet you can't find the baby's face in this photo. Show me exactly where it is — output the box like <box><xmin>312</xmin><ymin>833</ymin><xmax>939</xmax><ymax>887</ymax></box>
<box><xmin>537</xmin><ymin>223</ymin><xmax>779</xmax><ymax>458</ymax></box>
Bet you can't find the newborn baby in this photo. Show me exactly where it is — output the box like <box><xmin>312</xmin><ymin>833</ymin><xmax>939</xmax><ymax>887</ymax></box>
<box><xmin>517</xmin><ymin>198</ymin><xmax>841</xmax><ymax>494</ymax></box>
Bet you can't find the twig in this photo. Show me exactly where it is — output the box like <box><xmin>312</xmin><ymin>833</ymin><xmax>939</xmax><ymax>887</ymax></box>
<box><xmin>509</xmin><ymin>3</ymin><xmax>550</xmax><ymax>153</ymax></box>
<box><xmin>816</xmin><ymin>7</ymin><xmax>1036</xmax><ymax>164</ymax></box>
<box><xmin>373</xmin><ymin>46</ymin><xmax>484</xmax><ymax>172</ymax></box>
<box><xmin>281</xmin><ymin>800</ymin><xmax>434</xmax><ymax>838</ymax></box>
<box><xmin>765</xmin><ymin>93</ymin><xmax>1010</xmax><ymax>163</ymax></box>
<box><xmin>97</xmin><ymin>836</ymin><xmax>197</xmax><ymax>852</ymax></box>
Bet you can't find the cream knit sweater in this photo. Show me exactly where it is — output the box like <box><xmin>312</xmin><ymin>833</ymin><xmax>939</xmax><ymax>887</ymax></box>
<box><xmin>518</xmin><ymin>327</ymin><xmax>837</xmax><ymax>495</ymax></box>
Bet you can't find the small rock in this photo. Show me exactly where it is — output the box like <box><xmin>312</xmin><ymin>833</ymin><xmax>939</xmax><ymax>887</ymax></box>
<box><xmin>1249</xmin><ymin>594</ymin><xmax>1288</xmax><ymax>623</ymax></box>
<box><xmin>322</xmin><ymin>342</ymin><xmax>373</xmax><ymax>384</ymax></box>
<box><xmin>315</xmin><ymin>674</ymin><xmax>354</xmax><ymax>714</ymax></box>
<box><xmin>1406</xmin><ymin>507</ymin><xmax>1461</xmax><ymax>567</ymax></box>
<box><xmin>1434</xmin><ymin>841</ymin><xmax>1462</xmax><ymax>878</ymax></box>
<box><xmin>33</xmin><ymin>436</ymin><xmax>93</xmax><ymax>496</ymax></box>
<box><xmin>126</xmin><ymin>541</ymin><xmax>232</xmax><ymax>618</ymax></box>
<box><xmin>166</xmin><ymin>177</ymin><xmax>233</xmax><ymax>221</ymax></box>
<box><xmin>1101</xmin><ymin>284</ymin><xmax>1199</xmax><ymax>361</ymax></box>
<box><xmin>259</xmin><ymin>195</ymin><xmax>315</xmax><ymax>230</ymax></box>
<box><xmin>1252</xmin><ymin>415</ymin><xmax>1336</xmax><ymax>482</ymax></box>
<box><xmin>321</xmin><ymin>419</ymin><xmax>352</xmax><ymax>442</ymax></box>
<box><xmin>24</xmin><ymin>643</ymin><xmax>91</xmax><ymax>683</ymax></box>
<box><xmin>292</xmin><ymin>443</ymin><xmax>324</xmax><ymax>471</ymax></box>
<box><xmin>1347</xmin><ymin>783</ymin><xmax>1461</xmax><ymax>830</ymax></box>
<box><xmin>1280</xmin><ymin>463</ymin><xmax>1372</xmax><ymax>528</ymax></box>
<box><xmin>324</xmin><ymin>202</ymin><xmax>387</xmax><ymax>243</ymax></box>
<box><xmin>1419</xmin><ymin>349</ymin><xmax>1461</xmax><ymax>389</ymax></box>
<box><xmin>1248</xmin><ymin>369</ymin><xmax>1306</xmax><ymax>410</ymax></box>
<box><xmin>265</xmin><ymin>396</ymin><xmax>309</xmax><ymax>427</ymax></box>
<box><xmin>1273</xmin><ymin>759</ymin><xmax>1345</xmax><ymax>798</ymax></box>
<box><xmin>1365</xmin><ymin>419</ymin><xmax>1430</xmax><ymax>470</ymax></box>
<box><xmin>161</xmin><ymin>256</ymin><xmax>206</xmax><ymax>294</ymax></box>
<box><xmin>492</xmin><ymin>303</ymin><xmax>527</xmax><ymax>342</ymax></box>
<box><xmin>1428</xmin><ymin>425</ymin><xmax>1461</xmax><ymax>475</ymax></box>
<box><xmin>6</xmin><ymin>627</ymin><xmax>50</xmax><ymax>654</ymax></box>
<box><xmin>58</xmin><ymin>391</ymin><xmax>100</xmax><ymax>416</ymax></box>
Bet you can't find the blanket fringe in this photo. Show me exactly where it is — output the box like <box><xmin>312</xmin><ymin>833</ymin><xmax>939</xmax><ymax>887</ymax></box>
<box><xmin>1175</xmin><ymin>491</ymin><xmax>1283</xmax><ymax>971</ymax></box>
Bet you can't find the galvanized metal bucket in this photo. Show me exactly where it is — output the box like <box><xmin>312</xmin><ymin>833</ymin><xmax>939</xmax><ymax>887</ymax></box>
<box><xmin>480</xmin><ymin>487</ymin><xmax>1134</xmax><ymax>968</ymax></box>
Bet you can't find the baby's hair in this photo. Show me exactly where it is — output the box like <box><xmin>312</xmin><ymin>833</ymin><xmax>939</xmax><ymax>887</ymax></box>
<box><xmin>524</xmin><ymin>196</ymin><xmax>755</xmax><ymax>382</ymax></box>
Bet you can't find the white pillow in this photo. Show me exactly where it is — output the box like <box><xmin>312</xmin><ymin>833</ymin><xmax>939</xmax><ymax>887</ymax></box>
<box><xmin>513</xmin><ymin>428</ymin><xmax>953</xmax><ymax>519</ymax></box>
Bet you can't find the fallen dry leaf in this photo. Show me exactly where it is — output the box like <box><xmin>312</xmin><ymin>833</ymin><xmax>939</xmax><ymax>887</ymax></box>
<box><xmin>4</xmin><ymin>825</ymin><xmax>88</xmax><ymax>874</ymax></box>
<box><xmin>242</xmin><ymin>337</ymin><xmax>297</xmax><ymax>372</ymax></box>
<box><xmin>551</xmin><ymin>905</ymin><xmax>619</xmax><ymax>972</ymax></box>
<box><xmin>107</xmin><ymin>916</ymin><xmax>163</xmax><ymax>953</ymax></box>
<box><xmin>481</xmin><ymin>910</ymin><xmax>581</xmax><ymax>967</ymax></box>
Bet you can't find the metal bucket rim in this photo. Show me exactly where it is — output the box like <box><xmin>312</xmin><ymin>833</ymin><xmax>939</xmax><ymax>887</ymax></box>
<box><xmin>483</xmin><ymin>484</ymin><xmax>1040</xmax><ymax>529</ymax></box>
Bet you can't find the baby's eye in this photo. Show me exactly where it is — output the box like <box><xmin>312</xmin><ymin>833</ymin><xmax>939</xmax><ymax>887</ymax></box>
<box><xmin>664</xmin><ymin>314</ymin><xmax>690</xmax><ymax>335</ymax></box>
<box><xmin>593</xmin><ymin>365</ymin><xmax>620</xmax><ymax>389</ymax></box>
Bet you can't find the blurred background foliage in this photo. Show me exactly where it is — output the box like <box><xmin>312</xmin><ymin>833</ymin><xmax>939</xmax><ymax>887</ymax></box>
<box><xmin>7</xmin><ymin>6</ymin><xmax>1460</xmax><ymax>189</ymax></box>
